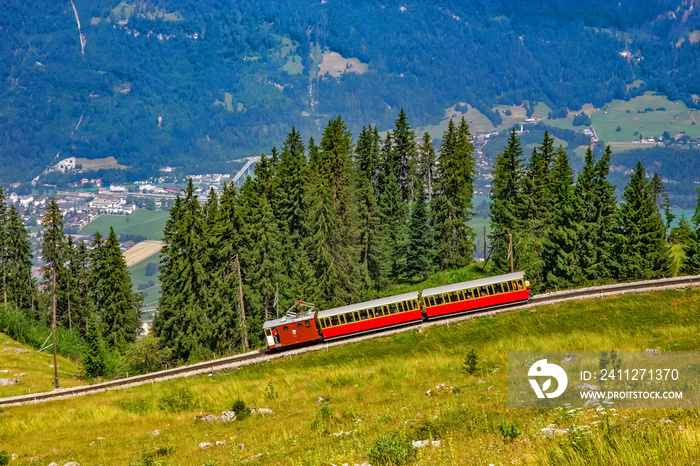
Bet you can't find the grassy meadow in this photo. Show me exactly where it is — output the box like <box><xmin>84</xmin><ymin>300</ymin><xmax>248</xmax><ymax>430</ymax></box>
<box><xmin>2</xmin><ymin>288</ymin><xmax>700</xmax><ymax>465</ymax></box>
<box><xmin>79</xmin><ymin>210</ymin><xmax>169</xmax><ymax>241</ymax></box>
<box><xmin>0</xmin><ymin>333</ymin><xmax>86</xmax><ymax>399</ymax></box>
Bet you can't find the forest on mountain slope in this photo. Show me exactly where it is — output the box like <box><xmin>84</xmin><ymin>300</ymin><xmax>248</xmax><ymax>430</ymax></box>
<box><xmin>2</xmin><ymin>0</ymin><xmax>700</xmax><ymax>183</ymax></box>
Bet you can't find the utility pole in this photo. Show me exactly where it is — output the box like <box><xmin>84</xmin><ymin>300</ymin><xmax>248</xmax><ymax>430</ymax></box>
<box><xmin>508</xmin><ymin>234</ymin><xmax>514</xmax><ymax>273</ymax></box>
<box><xmin>233</xmin><ymin>253</ymin><xmax>249</xmax><ymax>350</ymax></box>
<box><xmin>483</xmin><ymin>226</ymin><xmax>487</xmax><ymax>261</ymax></box>
<box><xmin>275</xmin><ymin>282</ymin><xmax>279</xmax><ymax>318</ymax></box>
<box><xmin>52</xmin><ymin>267</ymin><xmax>59</xmax><ymax>389</ymax></box>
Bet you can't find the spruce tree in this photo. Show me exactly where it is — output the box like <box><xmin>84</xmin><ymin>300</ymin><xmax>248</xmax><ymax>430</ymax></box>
<box><xmin>541</xmin><ymin>147</ymin><xmax>585</xmax><ymax>289</ymax></box>
<box><xmin>431</xmin><ymin>118</ymin><xmax>476</xmax><ymax>269</ymax></box>
<box><xmin>682</xmin><ymin>188</ymin><xmax>700</xmax><ymax>274</ymax></box>
<box><xmin>82</xmin><ymin>313</ymin><xmax>107</xmax><ymax>378</ymax></box>
<box><xmin>405</xmin><ymin>182</ymin><xmax>434</xmax><ymax>278</ymax></box>
<box><xmin>378</xmin><ymin>130</ymin><xmax>408</xmax><ymax>278</ymax></box>
<box><xmin>276</xmin><ymin>127</ymin><xmax>308</xmax><ymax>247</ymax></box>
<box><xmin>5</xmin><ymin>205</ymin><xmax>35</xmax><ymax>312</ymax></box>
<box><xmin>355</xmin><ymin>125</ymin><xmax>390</xmax><ymax>289</ymax></box>
<box><xmin>0</xmin><ymin>187</ymin><xmax>7</xmax><ymax>307</ymax></box>
<box><xmin>41</xmin><ymin>199</ymin><xmax>68</xmax><ymax>326</ymax></box>
<box><xmin>393</xmin><ymin>109</ymin><xmax>420</xmax><ymax>202</ymax></box>
<box><xmin>102</xmin><ymin>227</ymin><xmax>141</xmax><ymax>348</ymax></box>
<box><xmin>154</xmin><ymin>180</ymin><xmax>210</xmax><ymax>361</ymax></box>
<box><xmin>489</xmin><ymin>128</ymin><xmax>526</xmax><ymax>273</ymax></box>
<box><xmin>420</xmin><ymin>132</ymin><xmax>437</xmax><ymax>201</ymax></box>
<box><xmin>612</xmin><ymin>162</ymin><xmax>672</xmax><ymax>280</ymax></box>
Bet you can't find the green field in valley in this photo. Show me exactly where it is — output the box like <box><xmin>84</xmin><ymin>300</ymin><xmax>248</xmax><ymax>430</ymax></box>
<box><xmin>1</xmin><ymin>288</ymin><xmax>699</xmax><ymax>464</ymax></box>
<box><xmin>79</xmin><ymin>210</ymin><xmax>169</xmax><ymax>241</ymax></box>
<box><xmin>129</xmin><ymin>253</ymin><xmax>162</xmax><ymax>310</ymax></box>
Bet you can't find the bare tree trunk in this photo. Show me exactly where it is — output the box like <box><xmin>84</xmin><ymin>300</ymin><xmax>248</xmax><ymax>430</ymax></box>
<box><xmin>234</xmin><ymin>254</ymin><xmax>248</xmax><ymax>350</ymax></box>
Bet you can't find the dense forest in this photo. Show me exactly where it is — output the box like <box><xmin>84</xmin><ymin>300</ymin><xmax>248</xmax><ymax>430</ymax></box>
<box><xmin>2</xmin><ymin>0</ymin><xmax>700</xmax><ymax>183</ymax></box>
<box><xmin>2</xmin><ymin>111</ymin><xmax>700</xmax><ymax>374</ymax></box>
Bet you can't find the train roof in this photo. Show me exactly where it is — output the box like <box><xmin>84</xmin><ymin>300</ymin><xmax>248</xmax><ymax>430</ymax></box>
<box><xmin>263</xmin><ymin>310</ymin><xmax>316</xmax><ymax>330</ymax></box>
<box><xmin>317</xmin><ymin>291</ymin><xmax>420</xmax><ymax>318</ymax></box>
<box><xmin>421</xmin><ymin>271</ymin><xmax>525</xmax><ymax>297</ymax></box>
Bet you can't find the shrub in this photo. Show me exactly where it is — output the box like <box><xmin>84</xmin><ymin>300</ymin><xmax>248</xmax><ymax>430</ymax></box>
<box><xmin>497</xmin><ymin>420</ymin><xmax>521</xmax><ymax>442</ymax></box>
<box><xmin>158</xmin><ymin>387</ymin><xmax>198</xmax><ymax>412</ymax></box>
<box><xmin>616</xmin><ymin>126</ymin><xmax>622</xmax><ymax>132</ymax></box>
<box><xmin>367</xmin><ymin>433</ymin><xmax>416</xmax><ymax>466</ymax></box>
<box><xmin>463</xmin><ymin>348</ymin><xmax>478</xmax><ymax>375</ymax></box>
<box><xmin>0</xmin><ymin>451</ymin><xmax>9</xmax><ymax>466</ymax></box>
<box><xmin>232</xmin><ymin>398</ymin><xmax>249</xmax><ymax>420</ymax></box>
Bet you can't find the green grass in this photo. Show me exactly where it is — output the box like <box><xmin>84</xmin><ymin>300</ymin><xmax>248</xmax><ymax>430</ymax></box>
<box><xmin>129</xmin><ymin>254</ymin><xmax>162</xmax><ymax>309</ymax></box>
<box><xmin>0</xmin><ymin>332</ymin><xmax>86</xmax><ymax>398</ymax></box>
<box><xmin>1</xmin><ymin>289</ymin><xmax>700</xmax><ymax>464</ymax></box>
<box><xmin>79</xmin><ymin>210</ymin><xmax>169</xmax><ymax>241</ymax></box>
<box><xmin>592</xmin><ymin>92</ymin><xmax>700</xmax><ymax>143</ymax></box>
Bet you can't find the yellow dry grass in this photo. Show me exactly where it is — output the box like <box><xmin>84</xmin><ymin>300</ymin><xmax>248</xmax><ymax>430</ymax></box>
<box><xmin>123</xmin><ymin>241</ymin><xmax>164</xmax><ymax>267</ymax></box>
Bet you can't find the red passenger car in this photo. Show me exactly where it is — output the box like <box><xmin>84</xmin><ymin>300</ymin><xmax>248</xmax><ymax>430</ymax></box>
<box><xmin>263</xmin><ymin>311</ymin><xmax>320</xmax><ymax>349</ymax></box>
<box><xmin>317</xmin><ymin>292</ymin><xmax>423</xmax><ymax>340</ymax></box>
<box><xmin>422</xmin><ymin>272</ymin><xmax>529</xmax><ymax>318</ymax></box>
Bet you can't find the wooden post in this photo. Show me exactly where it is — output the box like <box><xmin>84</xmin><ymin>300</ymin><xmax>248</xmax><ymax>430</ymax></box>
<box><xmin>483</xmin><ymin>226</ymin><xmax>487</xmax><ymax>261</ymax></box>
<box><xmin>509</xmin><ymin>234</ymin><xmax>513</xmax><ymax>273</ymax></box>
<box><xmin>275</xmin><ymin>282</ymin><xmax>279</xmax><ymax>318</ymax></box>
<box><xmin>52</xmin><ymin>267</ymin><xmax>59</xmax><ymax>389</ymax></box>
<box><xmin>234</xmin><ymin>254</ymin><xmax>249</xmax><ymax>350</ymax></box>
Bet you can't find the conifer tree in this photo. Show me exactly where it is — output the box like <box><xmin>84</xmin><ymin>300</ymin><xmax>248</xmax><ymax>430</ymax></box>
<box><xmin>72</xmin><ymin>240</ymin><xmax>94</xmax><ymax>337</ymax></box>
<box><xmin>82</xmin><ymin>313</ymin><xmax>107</xmax><ymax>378</ymax></box>
<box><xmin>355</xmin><ymin>125</ymin><xmax>390</xmax><ymax>289</ymax></box>
<box><xmin>249</xmin><ymin>196</ymin><xmax>284</xmax><ymax>324</ymax></box>
<box><xmin>431</xmin><ymin>118</ymin><xmax>476</xmax><ymax>269</ymax></box>
<box><xmin>378</xmin><ymin>130</ymin><xmax>408</xmax><ymax>277</ymax></box>
<box><xmin>522</xmin><ymin>131</ymin><xmax>555</xmax><ymax>233</ymax></box>
<box><xmin>612</xmin><ymin>162</ymin><xmax>672</xmax><ymax>280</ymax></box>
<box><xmin>420</xmin><ymin>132</ymin><xmax>436</xmax><ymax>201</ymax></box>
<box><xmin>489</xmin><ymin>128</ymin><xmax>526</xmax><ymax>273</ymax></box>
<box><xmin>541</xmin><ymin>147</ymin><xmax>585</xmax><ymax>288</ymax></box>
<box><xmin>576</xmin><ymin>146</ymin><xmax>617</xmax><ymax>280</ymax></box>
<box><xmin>5</xmin><ymin>205</ymin><xmax>35</xmax><ymax>312</ymax></box>
<box><xmin>682</xmin><ymin>188</ymin><xmax>700</xmax><ymax>274</ymax></box>
<box><xmin>41</xmin><ymin>199</ymin><xmax>68</xmax><ymax>326</ymax></box>
<box><xmin>393</xmin><ymin>109</ymin><xmax>420</xmax><ymax>202</ymax></box>
<box><xmin>0</xmin><ymin>188</ymin><xmax>7</xmax><ymax>307</ymax></box>
<box><xmin>154</xmin><ymin>180</ymin><xmax>210</xmax><ymax>361</ymax></box>
<box><xmin>101</xmin><ymin>227</ymin><xmax>141</xmax><ymax>348</ymax></box>
<box><xmin>276</xmin><ymin>127</ymin><xmax>308</xmax><ymax>248</ymax></box>
<box><xmin>405</xmin><ymin>182</ymin><xmax>434</xmax><ymax>278</ymax></box>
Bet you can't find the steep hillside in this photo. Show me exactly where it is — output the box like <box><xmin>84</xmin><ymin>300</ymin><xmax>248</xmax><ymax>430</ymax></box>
<box><xmin>1</xmin><ymin>288</ymin><xmax>699</xmax><ymax>464</ymax></box>
<box><xmin>2</xmin><ymin>0</ymin><xmax>700</xmax><ymax>182</ymax></box>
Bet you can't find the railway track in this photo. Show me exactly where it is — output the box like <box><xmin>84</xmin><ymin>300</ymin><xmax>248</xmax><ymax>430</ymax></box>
<box><xmin>2</xmin><ymin>274</ymin><xmax>698</xmax><ymax>408</ymax></box>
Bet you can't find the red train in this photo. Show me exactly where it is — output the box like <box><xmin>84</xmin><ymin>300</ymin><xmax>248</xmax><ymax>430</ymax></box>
<box><xmin>263</xmin><ymin>271</ymin><xmax>530</xmax><ymax>350</ymax></box>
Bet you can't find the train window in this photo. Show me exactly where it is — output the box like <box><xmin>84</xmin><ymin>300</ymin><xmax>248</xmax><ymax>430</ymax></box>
<box><xmin>367</xmin><ymin>308</ymin><xmax>375</xmax><ymax>318</ymax></box>
<box><xmin>458</xmin><ymin>290</ymin><xmax>464</xmax><ymax>301</ymax></box>
<box><xmin>443</xmin><ymin>294</ymin><xmax>450</xmax><ymax>303</ymax></box>
<box><xmin>389</xmin><ymin>304</ymin><xmax>397</xmax><ymax>314</ymax></box>
<box><xmin>297</xmin><ymin>323</ymin><xmax>303</xmax><ymax>328</ymax></box>
<box><xmin>397</xmin><ymin>302</ymin><xmax>404</xmax><ymax>312</ymax></box>
<box><xmin>283</xmin><ymin>326</ymin><xmax>289</xmax><ymax>331</ymax></box>
<box><xmin>319</xmin><ymin>319</ymin><xmax>326</xmax><ymax>329</ymax></box>
<box><xmin>464</xmin><ymin>289</ymin><xmax>472</xmax><ymax>299</ymax></box>
<box><xmin>487</xmin><ymin>285</ymin><xmax>494</xmax><ymax>295</ymax></box>
<box><xmin>434</xmin><ymin>295</ymin><xmax>442</xmax><ymax>305</ymax></box>
<box><xmin>375</xmin><ymin>306</ymin><xmax>384</xmax><ymax>317</ymax></box>
<box><xmin>450</xmin><ymin>292</ymin><xmax>459</xmax><ymax>303</ymax></box>
<box><xmin>478</xmin><ymin>287</ymin><xmax>487</xmax><ymax>297</ymax></box>
<box><xmin>339</xmin><ymin>314</ymin><xmax>346</xmax><ymax>324</ymax></box>
<box><xmin>414</xmin><ymin>299</ymin><xmax>419</xmax><ymax>309</ymax></box>
<box><xmin>265</xmin><ymin>328</ymin><xmax>271</xmax><ymax>336</ymax></box>
<box><xmin>429</xmin><ymin>296</ymin><xmax>436</xmax><ymax>306</ymax></box>
<box><xmin>383</xmin><ymin>305</ymin><xmax>390</xmax><ymax>315</ymax></box>
<box><xmin>517</xmin><ymin>280</ymin><xmax>524</xmax><ymax>289</ymax></box>
<box><xmin>306</xmin><ymin>320</ymin><xmax>311</xmax><ymax>328</ymax></box>
<box><xmin>331</xmin><ymin>316</ymin><xmax>339</xmax><ymax>326</ymax></box>
<box><xmin>493</xmin><ymin>283</ymin><xmax>502</xmax><ymax>294</ymax></box>
<box><xmin>359</xmin><ymin>309</ymin><xmax>367</xmax><ymax>320</ymax></box>
<box><xmin>504</xmin><ymin>281</ymin><xmax>511</xmax><ymax>292</ymax></box>
<box><xmin>406</xmin><ymin>300</ymin><xmax>412</xmax><ymax>311</ymax></box>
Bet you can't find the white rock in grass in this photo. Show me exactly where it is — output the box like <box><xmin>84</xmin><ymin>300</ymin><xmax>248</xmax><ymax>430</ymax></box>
<box><xmin>316</xmin><ymin>396</ymin><xmax>324</xmax><ymax>405</ymax></box>
<box><xmin>249</xmin><ymin>407</ymin><xmax>273</xmax><ymax>414</ymax></box>
<box><xmin>150</xmin><ymin>430</ymin><xmax>160</xmax><ymax>437</ymax></box>
<box><xmin>215</xmin><ymin>440</ymin><xmax>226</xmax><ymax>446</ymax></box>
<box><xmin>13</xmin><ymin>348</ymin><xmax>28</xmax><ymax>353</ymax></box>
<box><xmin>644</xmin><ymin>349</ymin><xmax>660</xmax><ymax>356</ymax></box>
<box><xmin>0</xmin><ymin>370</ymin><xmax>8</xmax><ymax>373</ymax></box>
<box><xmin>660</xmin><ymin>418</ymin><xmax>674</xmax><ymax>424</ymax></box>
<box><xmin>199</xmin><ymin>442</ymin><xmax>213</xmax><ymax>449</ymax></box>
<box><xmin>539</xmin><ymin>425</ymin><xmax>569</xmax><ymax>437</ymax></box>
<box><xmin>47</xmin><ymin>463</ymin><xmax>60</xmax><ymax>466</ymax></box>
<box><xmin>0</xmin><ymin>379</ymin><xmax>20</xmax><ymax>386</ymax></box>
<box><xmin>220</xmin><ymin>411</ymin><xmax>237</xmax><ymax>423</ymax></box>
<box><xmin>561</xmin><ymin>353</ymin><xmax>578</xmax><ymax>364</ymax></box>
<box><xmin>242</xmin><ymin>453</ymin><xmax>263</xmax><ymax>462</ymax></box>
<box><xmin>411</xmin><ymin>439</ymin><xmax>441</xmax><ymax>448</ymax></box>
<box><xmin>64</xmin><ymin>462</ymin><xmax>81</xmax><ymax>466</ymax></box>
